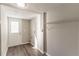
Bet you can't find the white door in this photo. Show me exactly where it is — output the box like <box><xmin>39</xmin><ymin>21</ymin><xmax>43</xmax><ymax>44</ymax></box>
<box><xmin>8</xmin><ymin>17</ymin><xmax>22</xmax><ymax>47</ymax></box>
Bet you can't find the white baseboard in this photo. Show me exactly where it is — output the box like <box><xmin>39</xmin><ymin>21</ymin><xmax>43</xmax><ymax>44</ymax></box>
<box><xmin>32</xmin><ymin>47</ymin><xmax>44</xmax><ymax>54</ymax></box>
<box><xmin>46</xmin><ymin>53</ymin><xmax>51</xmax><ymax>56</ymax></box>
<box><xmin>38</xmin><ymin>49</ymin><xmax>44</xmax><ymax>54</ymax></box>
<box><xmin>31</xmin><ymin>46</ymin><xmax>50</xmax><ymax>56</ymax></box>
<box><xmin>8</xmin><ymin>42</ymin><xmax>31</xmax><ymax>47</ymax></box>
<box><xmin>30</xmin><ymin>42</ymin><xmax>34</xmax><ymax>46</ymax></box>
<box><xmin>21</xmin><ymin>42</ymin><xmax>31</xmax><ymax>45</ymax></box>
<box><xmin>37</xmin><ymin>49</ymin><xmax>51</xmax><ymax>56</ymax></box>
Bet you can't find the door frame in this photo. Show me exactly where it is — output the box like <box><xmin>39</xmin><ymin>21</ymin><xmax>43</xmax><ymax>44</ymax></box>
<box><xmin>7</xmin><ymin>12</ymin><xmax>47</xmax><ymax>55</ymax></box>
<box><xmin>43</xmin><ymin>12</ymin><xmax>47</xmax><ymax>55</ymax></box>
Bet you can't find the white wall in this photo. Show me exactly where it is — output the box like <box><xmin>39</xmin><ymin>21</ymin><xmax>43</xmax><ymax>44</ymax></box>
<box><xmin>22</xmin><ymin>20</ymin><xmax>31</xmax><ymax>44</ymax></box>
<box><xmin>47</xmin><ymin>11</ymin><xmax>79</xmax><ymax>56</ymax></box>
<box><xmin>31</xmin><ymin>14</ymin><xmax>43</xmax><ymax>52</ymax></box>
<box><xmin>30</xmin><ymin>17</ymin><xmax>36</xmax><ymax>46</ymax></box>
<box><xmin>1</xmin><ymin>5</ymin><xmax>8</xmax><ymax>56</ymax></box>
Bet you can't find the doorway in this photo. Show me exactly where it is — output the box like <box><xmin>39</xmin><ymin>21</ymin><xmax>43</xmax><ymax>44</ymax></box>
<box><xmin>7</xmin><ymin>13</ymin><xmax>47</xmax><ymax>56</ymax></box>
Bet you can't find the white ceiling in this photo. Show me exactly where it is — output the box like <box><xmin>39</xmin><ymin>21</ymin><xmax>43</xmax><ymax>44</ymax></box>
<box><xmin>28</xmin><ymin>3</ymin><xmax>79</xmax><ymax>21</ymax></box>
<box><xmin>3</xmin><ymin>3</ymin><xmax>79</xmax><ymax>13</ymax></box>
<box><xmin>1</xmin><ymin>3</ymin><xmax>79</xmax><ymax>20</ymax></box>
<box><xmin>3</xmin><ymin>3</ymin><xmax>79</xmax><ymax>12</ymax></box>
<box><xmin>0</xmin><ymin>3</ymin><xmax>41</xmax><ymax>19</ymax></box>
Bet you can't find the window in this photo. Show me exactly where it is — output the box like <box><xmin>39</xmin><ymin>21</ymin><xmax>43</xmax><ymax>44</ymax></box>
<box><xmin>11</xmin><ymin>22</ymin><xmax>19</xmax><ymax>33</ymax></box>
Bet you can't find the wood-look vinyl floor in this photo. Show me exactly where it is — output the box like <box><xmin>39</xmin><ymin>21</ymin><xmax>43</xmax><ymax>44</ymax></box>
<box><xmin>6</xmin><ymin>44</ymin><xmax>43</xmax><ymax>56</ymax></box>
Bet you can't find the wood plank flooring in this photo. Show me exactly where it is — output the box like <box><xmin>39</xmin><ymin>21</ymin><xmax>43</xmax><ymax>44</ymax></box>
<box><xmin>6</xmin><ymin>44</ymin><xmax>43</xmax><ymax>56</ymax></box>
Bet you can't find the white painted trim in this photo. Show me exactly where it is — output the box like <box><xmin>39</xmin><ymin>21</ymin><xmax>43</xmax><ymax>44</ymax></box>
<box><xmin>46</xmin><ymin>53</ymin><xmax>51</xmax><ymax>56</ymax></box>
<box><xmin>38</xmin><ymin>48</ymin><xmax>44</xmax><ymax>54</ymax></box>
<box><xmin>30</xmin><ymin>42</ymin><xmax>34</xmax><ymax>47</ymax></box>
<box><xmin>20</xmin><ymin>42</ymin><xmax>31</xmax><ymax>45</ymax></box>
<box><xmin>8</xmin><ymin>42</ymin><xmax>31</xmax><ymax>47</ymax></box>
<box><xmin>32</xmin><ymin>47</ymin><xmax>44</xmax><ymax>54</ymax></box>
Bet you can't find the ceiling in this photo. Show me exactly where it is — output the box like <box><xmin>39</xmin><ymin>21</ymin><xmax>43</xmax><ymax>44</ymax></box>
<box><xmin>28</xmin><ymin>3</ymin><xmax>79</xmax><ymax>21</ymax></box>
<box><xmin>2</xmin><ymin>3</ymin><xmax>79</xmax><ymax>14</ymax></box>
<box><xmin>2</xmin><ymin>3</ymin><xmax>79</xmax><ymax>12</ymax></box>
<box><xmin>1</xmin><ymin>3</ymin><xmax>79</xmax><ymax>21</ymax></box>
